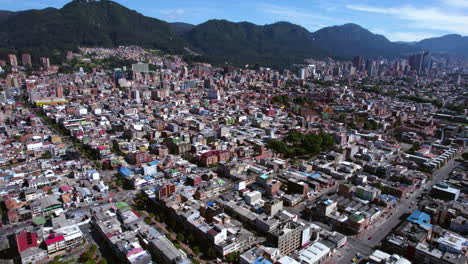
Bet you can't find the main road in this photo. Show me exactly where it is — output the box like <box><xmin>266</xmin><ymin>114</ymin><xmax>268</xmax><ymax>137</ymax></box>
<box><xmin>334</xmin><ymin>161</ymin><xmax>459</xmax><ymax>263</ymax></box>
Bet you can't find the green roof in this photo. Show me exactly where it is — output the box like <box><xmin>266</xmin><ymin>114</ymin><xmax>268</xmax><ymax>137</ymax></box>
<box><xmin>349</xmin><ymin>213</ymin><xmax>365</xmax><ymax>223</ymax></box>
<box><xmin>32</xmin><ymin>217</ymin><xmax>46</xmax><ymax>226</ymax></box>
<box><xmin>115</xmin><ymin>202</ymin><xmax>132</xmax><ymax>211</ymax></box>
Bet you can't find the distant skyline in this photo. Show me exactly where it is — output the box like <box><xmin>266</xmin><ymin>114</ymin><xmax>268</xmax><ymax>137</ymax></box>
<box><xmin>1</xmin><ymin>0</ymin><xmax>467</xmax><ymax>41</ymax></box>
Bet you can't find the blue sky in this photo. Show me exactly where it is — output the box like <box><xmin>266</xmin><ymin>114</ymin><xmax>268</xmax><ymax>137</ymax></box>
<box><xmin>2</xmin><ymin>0</ymin><xmax>468</xmax><ymax>41</ymax></box>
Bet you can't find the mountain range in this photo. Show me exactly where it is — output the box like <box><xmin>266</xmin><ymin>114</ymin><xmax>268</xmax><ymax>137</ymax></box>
<box><xmin>0</xmin><ymin>0</ymin><xmax>466</xmax><ymax>67</ymax></box>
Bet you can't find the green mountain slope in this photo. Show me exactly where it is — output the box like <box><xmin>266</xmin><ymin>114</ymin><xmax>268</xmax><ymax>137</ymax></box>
<box><xmin>0</xmin><ymin>0</ymin><xmax>185</xmax><ymax>54</ymax></box>
<box><xmin>310</xmin><ymin>23</ymin><xmax>418</xmax><ymax>59</ymax></box>
<box><xmin>415</xmin><ymin>34</ymin><xmax>468</xmax><ymax>56</ymax></box>
<box><xmin>182</xmin><ymin>20</ymin><xmax>329</xmax><ymax>66</ymax></box>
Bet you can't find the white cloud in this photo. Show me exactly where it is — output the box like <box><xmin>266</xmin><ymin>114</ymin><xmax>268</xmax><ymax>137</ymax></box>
<box><xmin>257</xmin><ymin>3</ymin><xmax>334</xmax><ymax>31</ymax></box>
<box><xmin>346</xmin><ymin>4</ymin><xmax>468</xmax><ymax>35</ymax></box>
<box><xmin>372</xmin><ymin>28</ymin><xmax>439</xmax><ymax>42</ymax></box>
<box><xmin>158</xmin><ymin>8</ymin><xmax>185</xmax><ymax>21</ymax></box>
<box><xmin>440</xmin><ymin>0</ymin><xmax>468</xmax><ymax>8</ymax></box>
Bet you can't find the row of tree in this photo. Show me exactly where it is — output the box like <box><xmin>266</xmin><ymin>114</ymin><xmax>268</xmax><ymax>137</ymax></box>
<box><xmin>267</xmin><ymin>131</ymin><xmax>335</xmax><ymax>158</ymax></box>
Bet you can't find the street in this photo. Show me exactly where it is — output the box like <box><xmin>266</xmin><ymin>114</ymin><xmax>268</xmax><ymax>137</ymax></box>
<box><xmin>334</xmin><ymin>161</ymin><xmax>459</xmax><ymax>263</ymax></box>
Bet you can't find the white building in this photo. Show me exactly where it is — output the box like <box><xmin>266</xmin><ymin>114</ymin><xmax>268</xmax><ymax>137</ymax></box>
<box><xmin>298</xmin><ymin>242</ymin><xmax>331</xmax><ymax>264</ymax></box>
<box><xmin>86</xmin><ymin>170</ymin><xmax>100</xmax><ymax>181</ymax></box>
<box><xmin>244</xmin><ymin>191</ymin><xmax>261</xmax><ymax>206</ymax></box>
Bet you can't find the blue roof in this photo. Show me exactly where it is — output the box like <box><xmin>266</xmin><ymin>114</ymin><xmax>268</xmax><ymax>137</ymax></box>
<box><xmin>148</xmin><ymin>160</ymin><xmax>160</xmax><ymax>166</ymax></box>
<box><xmin>407</xmin><ymin>210</ymin><xmax>433</xmax><ymax>229</ymax></box>
<box><xmin>254</xmin><ymin>257</ymin><xmax>272</xmax><ymax>264</ymax></box>
<box><xmin>308</xmin><ymin>173</ymin><xmax>321</xmax><ymax>179</ymax></box>
<box><xmin>143</xmin><ymin>175</ymin><xmax>154</xmax><ymax>181</ymax></box>
<box><xmin>206</xmin><ymin>201</ymin><xmax>215</xmax><ymax>206</ymax></box>
<box><xmin>119</xmin><ymin>167</ymin><xmax>133</xmax><ymax>177</ymax></box>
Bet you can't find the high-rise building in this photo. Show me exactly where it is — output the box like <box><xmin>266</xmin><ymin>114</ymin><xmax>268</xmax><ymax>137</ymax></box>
<box><xmin>55</xmin><ymin>86</ymin><xmax>64</xmax><ymax>98</ymax></box>
<box><xmin>365</xmin><ymin>59</ymin><xmax>376</xmax><ymax>77</ymax></box>
<box><xmin>8</xmin><ymin>54</ymin><xmax>18</xmax><ymax>67</ymax></box>
<box><xmin>409</xmin><ymin>52</ymin><xmax>430</xmax><ymax>75</ymax></box>
<box><xmin>268</xmin><ymin>221</ymin><xmax>306</xmax><ymax>255</ymax></box>
<box><xmin>352</xmin><ymin>56</ymin><xmax>364</xmax><ymax>71</ymax></box>
<box><xmin>40</xmin><ymin>57</ymin><xmax>50</xmax><ymax>68</ymax></box>
<box><xmin>21</xmin><ymin>54</ymin><xmax>32</xmax><ymax>67</ymax></box>
<box><xmin>66</xmin><ymin>51</ymin><xmax>73</xmax><ymax>61</ymax></box>
<box><xmin>299</xmin><ymin>68</ymin><xmax>306</xmax><ymax>80</ymax></box>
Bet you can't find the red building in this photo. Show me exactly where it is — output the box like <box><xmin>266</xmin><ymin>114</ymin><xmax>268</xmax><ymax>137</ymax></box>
<box><xmin>155</xmin><ymin>184</ymin><xmax>176</xmax><ymax>200</ymax></box>
<box><xmin>200</xmin><ymin>150</ymin><xmax>231</xmax><ymax>167</ymax></box>
<box><xmin>56</xmin><ymin>86</ymin><xmax>64</xmax><ymax>98</ymax></box>
<box><xmin>129</xmin><ymin>151</ymin><xmax>147</xmax><ymax>165</ymax></box>
<box><xmin>16</xmin><ymin>231</ymin><xmax>38</xmax><ymax>253</ymax></box>
<box><xmin>187</xmin><ymin>175</ymin><xmax>203</xmax><ymax>186</ymax></box>
<box><xmin>21</xmin><ymin>54</ymin><xmax>32</xmax><ymax>67</ymax></box>
<box><xmin>346</xmin><ymin>213</ymin><xmax>369</xmax><ymax>233</ymax></box>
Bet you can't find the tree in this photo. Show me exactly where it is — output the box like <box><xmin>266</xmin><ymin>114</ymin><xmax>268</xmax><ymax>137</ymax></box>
<box><xmin>98</xmin><ymin>259</ymin><xmax>108</xmax><ymax>264</ymax></box>
<box><xmin>225</xmin><ymin>252</ymin><xmax>240</xmax><ymax>263</ymax></box>
<box><xmin>144</xmin><ymin>217</ymin><xmax>152</xmax><ymax>225</ymax></box>
<box><xmin>462</xmin><ymin>152</ymin><xmax>468</xmax><ymax>160</ymax></box>
<box><xmin>89</xmin><ymin>244</ymin><xmax>98</xmax><ymax>254</ymax></box>
<box><xmin>79</xmin><ymin>251</ymin><xmax>93</xmax><ymax>262</ymax></box>
<box><xmin>207</xmin><ymin>248</ymin><xmax>217</xmax><ymax>259</ymax></box>
<box><xmin>187</xmin><ymin>233</ymin><xmax>195</xmax><ymax>244</ymax></box>
<box><xmin>193</xmin><ymin>246</ymin><xmax>200</xmax><ymax>255</ymax></box>
<box><xmin>176</xmin><ymin>233</ymin><xmax>185</xmax><ymax>242</ymax></box>
<box><xmin>40</xmin><ymin>151</ymin><xmax>53</xmax><ymax>159</ymax></box>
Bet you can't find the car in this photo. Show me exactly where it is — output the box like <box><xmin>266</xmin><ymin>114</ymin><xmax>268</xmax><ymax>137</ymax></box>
<box><xmin>368</xmin><ymin>236</ymin><xmax>372</xmax><ymax>240</ymax></box>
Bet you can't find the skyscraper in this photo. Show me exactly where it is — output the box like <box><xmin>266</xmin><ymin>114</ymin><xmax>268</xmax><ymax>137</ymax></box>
<box><xmin>352</xmin><ymin>56</ymin><xmax>364</xmax><ymax>71</ymax></box>
<box><xmin>365</xmin><ymin>59</ymin><xmax>376</xmax><ymax>77</ymax></box>
<box><xmin>40</xmin><ymin>57</ymin><xmax>50</xmax><ymax>68</ymax></box>
<box><xmin>21</xmin><ymin>54</ymin><xmax>32</xmax><ymax>67</ymax></box>
<box><xmin>55</xmin><ymin>86</ymin><xmax>64</xmax><ymax>98</ymax></box>
<box><xmin>409</xmin><ymin>52</ymin><xmax>430</xmax><ymax>75</ymax></box>
<box><xmin>8</xmin><ymin>54</ymin><xmax>18</xmax><ymax>67</ymax></box>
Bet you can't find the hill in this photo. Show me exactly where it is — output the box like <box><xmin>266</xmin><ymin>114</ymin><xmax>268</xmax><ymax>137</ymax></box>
<box><xmin>170</xmin><ymin>22</ymin><xmax>195</xmax><ymax>35</ymax></box>
<box><xmin>415</xmin><ymin>34</ymin><xmax>468</xmax><ymax>56</ymax></box>
<box><xmin>310</xmin><ymin>23</ymin><xmax>418</xmax><ymax>59</ymax></box>
<box><xmin>0</xmin><ymin>0</ymin><xmax>186</xmax><ymax>54</ymax></box>
<box><xmin>1</xmin><ymin>0</ymin><xmax>467</xmax><ymax>66</ymax></box>
<box><xmin>182</xmin><ymin>20</ymin><xmax>328</xmax><ymax>66</ymax></box>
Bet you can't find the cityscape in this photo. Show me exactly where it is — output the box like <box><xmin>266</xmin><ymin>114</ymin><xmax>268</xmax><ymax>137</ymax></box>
<box><xmin>0</xmin><ymin>1</ymin><xmax>466</xmax><ymax>264</ymax></box>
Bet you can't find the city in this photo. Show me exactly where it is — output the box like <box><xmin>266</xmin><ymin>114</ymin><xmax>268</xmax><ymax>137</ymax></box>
<box><xmin>0</xmin><ymin>1</ymin><xmax>467</xmax><ymax>264</ymax></box>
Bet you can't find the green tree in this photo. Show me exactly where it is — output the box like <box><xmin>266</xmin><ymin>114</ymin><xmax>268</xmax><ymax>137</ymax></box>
<box><xmin>40</xmin><ymin>152</ymin><xmax>53</xmax><ymax>159</ymax></box>
<box><xmin>98</xmin><ymin>259</ymin><xmax>108</xmax><ymax>264</ymax></box>
<box><xmin>462</xmin><ymin>152</ymin><xmax>468</xmax><ymax>160</ymax></box>
<box><xmin>79</xmin><ymin>251</ymin><xmax>93</xmax><ymax>262</ymax></box>
<box><xmin>89</xmin><ymin>244</ymin><xmax>98</xmax><ymax>254</ymax></box>
<box><xmin>225</xmin><ymin>252</ymin><xmax>240</xmax><ymax>263</ymax></box>
<box><xmin>207</xmin><ymin>248</ymin><xmax>217</xmax><ymax>259</ymax></box>
<box><xmin>193</xmin><ymin>246</ymin><xmax>200</xmax><ymax>255</ymax></box>
<box><xmin>187</xmin><ymin>233</ymin><xmax>195</xmax><ymax>244</ymax></box>
<box><xmin>176</xmin><ymin>233</ymin><xmax>185</xmax><ymax>242</ymax></box>
<box><xmin>144</xmin><ymin>217</ymin><xmax>152</xmax><ymax>225</ymax></box>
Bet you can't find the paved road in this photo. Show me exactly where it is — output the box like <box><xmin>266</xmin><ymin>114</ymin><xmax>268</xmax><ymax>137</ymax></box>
<box><xmin>334</xmin><ymin>161</ymin><xmax>459</xmax><ymax>263</ymax></box>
